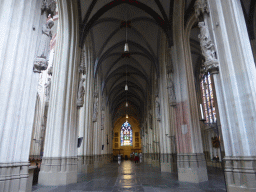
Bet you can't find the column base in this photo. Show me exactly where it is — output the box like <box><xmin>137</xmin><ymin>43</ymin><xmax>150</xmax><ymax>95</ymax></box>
<box><xmin>177</xmin><ymin>153</ymin><xmax>208</xmax><ymax>183</ymax></box>
<box><xmin>152</xmin><ymin>160</ymin><xmax>160</xmax><ymax>167</ymax></box>
<box><xmin>77</xmin><ymin>156</ymin><xmax>94</xmax><ymax>174</ymax></box>
<box><xmin>93</xmin><ymin>155</ymin><xmax>103</xmax><ymax>169</ymax></box>
<box><xmin>224</xmin><ymin>156</ymin><xmax>256</xmax><ymax>192</ymax></box>
<box><xmin>0</xmin><ymin>162</ymin><xmax>30</xmax><ymax>192</ymax></box>
<box><xmin>160</xmin><ymin>153</ymin><xmax>177</xmax><ymax>173</ymax></box>
<box><xmin>81</xmin><ymin>164</ymin><xmax>94</xmax><ymax>174</ymax></box>
<box><xmin>38</xmin><ymin>157</ymin><xmax>77</xmax><ymax>186</ymax></box>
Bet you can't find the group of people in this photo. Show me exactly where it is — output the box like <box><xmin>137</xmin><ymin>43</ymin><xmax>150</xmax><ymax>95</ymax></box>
<box><xmin>130</xmin><ymin>152</ymin><xmax>142</xmax><ymax>164</ymax></box>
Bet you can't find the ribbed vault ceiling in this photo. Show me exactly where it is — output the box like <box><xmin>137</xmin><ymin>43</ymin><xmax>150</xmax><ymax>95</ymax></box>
<box><xmin>78</xmin><ymin>0</ymin><xmax>255</xmax><ymax>125</ymax></box>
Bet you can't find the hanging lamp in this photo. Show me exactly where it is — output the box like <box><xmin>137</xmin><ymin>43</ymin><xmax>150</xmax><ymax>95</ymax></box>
<box><xmin>124</xmin><ymin>11</ymin><xmax>129</xmax><ymax>53</ymax></box>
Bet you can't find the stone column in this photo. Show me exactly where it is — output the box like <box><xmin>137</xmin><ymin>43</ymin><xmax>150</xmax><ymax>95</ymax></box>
<box><xmin>161</xmin><ymin>44</ymin><xmax>177</xmax><ymax>173</ymax></box>
<box><xmin>77</xmin><ymin>41</ymin><xmax>95</xmax><ymax>174</ymax></box>
<box><xmin>207</xmin><ymin>0</ymin><xmax>256</xmax><ymax>191</ymax></box>
<box><xmin>0</xmin><ymin>0</ymin><xmax>44</xmax><ymax>191</ymax></box>
<box><xmin>173</xmin><ymin>0</ymin><xmax>208</xmax><ymax>183</ymax></box>
<box><xmin>38</xmin><ymin>0</ymin><xmax>80</xmax><ymax>186</ymax></box>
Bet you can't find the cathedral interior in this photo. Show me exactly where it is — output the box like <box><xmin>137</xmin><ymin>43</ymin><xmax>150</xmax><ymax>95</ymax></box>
<box><xmin>1</xmin><ymin>0</ymin><xmax>256</xmax><ymax>192</ymax></box>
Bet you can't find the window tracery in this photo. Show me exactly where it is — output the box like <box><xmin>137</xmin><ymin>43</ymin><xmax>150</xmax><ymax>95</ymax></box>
<box><xmin>120</xmin><ymin>121</ymin><xmax>132</xmax><ymax>146</ymax></box>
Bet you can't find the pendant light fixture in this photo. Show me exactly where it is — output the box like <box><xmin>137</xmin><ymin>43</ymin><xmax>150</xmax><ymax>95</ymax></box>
<box><xmin>125</xmin><ymin>53</ymin><xmax>128</xmax><ymax>91</ymax></box>
<box><xmin>124</xmin><ymin>9</ymin><xmax>129</xmax><ymax>53</ymax></box>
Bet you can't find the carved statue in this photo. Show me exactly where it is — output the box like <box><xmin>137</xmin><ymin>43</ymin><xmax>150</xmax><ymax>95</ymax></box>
<box><xmin>101</xmin><ymin>107</ymin><xmax>105</xmax><ymax>130</ymax></box>
<box><xmin>155</xmin><ymin>95</ymin><xmax>161</xmax><ymax>121</ymax></box>
<box><xmin>198</xmin><ymin>22</ymin><xmax>219</xmax><ymax>73</ymax></box>
<box><xmin>77</xmin><ymin>78</ymin><xmax>86</xmax><ymax>107</ymax></box>
<box><xmin>33</xmin><ymin>17</ymin><xmax>54</xmax><ymax>73</ymax></box>
<box><xmin>194</xmin><ymin>0</ymin><xmax>209</xmax><ymax>18</ymax></box>
<box><xmin>93</xmin><ymin>94</ymin><xmax>98</xmax><ymax>122</ymax></box>
<box><xmin>167</xmin><ymin>73</ymin><xmax>176</xmax><ymax>106</ymax></box>
<box><xmin>45</xmin><ymin>78</ymin><xmax>51</xmax><ymax>103</ymax></box>
<box><xmin>198</xmin><ymin>22</ymin><xmax>217</xmax><ymax>62</ymax></box>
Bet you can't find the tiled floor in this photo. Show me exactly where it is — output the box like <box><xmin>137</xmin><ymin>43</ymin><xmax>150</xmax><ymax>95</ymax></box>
<box><xmin>32</xmin><ymin>161</ymin><xmax>226</xmax><ymax>192</ymax></box>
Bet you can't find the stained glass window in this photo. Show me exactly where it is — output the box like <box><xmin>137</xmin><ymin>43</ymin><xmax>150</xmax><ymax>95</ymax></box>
<box><xmin>121</xmin><ymin>121</ymin><xmax>132</xmax><ymax>146</ymax></box>
<box><xmin>201</xmin><ymin>72</ymin><xmax>216</xmax><ymax>123</ymax></box>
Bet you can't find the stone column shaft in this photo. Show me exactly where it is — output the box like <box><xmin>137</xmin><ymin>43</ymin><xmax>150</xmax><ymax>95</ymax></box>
<box><xmin>0</xmin><ymin>0</ymin><xmax>43</xmax><ymax>191</ymax></box>
<box><xmin>38</xmin><ymin>0</ymin><xmax>80</xmax><ymax>186</ymax></box>
<box><xmin>207</xmin><ymin>0</ymin><xmax>256</xmax><ymax>190</ymax></box>
<box><xmin>173</xmin><ymin>0</ymin><xmax>208</xmax><ymax>183</ymax></box>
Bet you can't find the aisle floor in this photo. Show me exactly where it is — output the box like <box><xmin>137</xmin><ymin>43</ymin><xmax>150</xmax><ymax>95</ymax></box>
<box><xmin>32</xmin><ymin>160</ymin><xmax>226</xmax><ymax>192</ymax></box>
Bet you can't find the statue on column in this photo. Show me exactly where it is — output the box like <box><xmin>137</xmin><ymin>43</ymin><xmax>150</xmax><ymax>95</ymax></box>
<box><xmin>93</xmin><ymin>93</ymin><xmax>98</xmax><ymax>122</ymax></box>
<box><xmin>77</xmin><ymin>78</ymin><xmax>86</xmax><ymax>107</ymax></box>
<box><xmin>33</xmin><ymin>17</ymin><xmax>54</xmax><ymax>73</ymax></box>
<box><xmin>155</xmin><ymin>95</ymin><xmax>161</xmax><ymax>121</ymax></box>
<box><xmin>45</xmin><ymin>77</ymin><xmax>51</xmax><ymax>105</ymax></box>
<box><xmin>167</xmin><ymin>72</ymin><xmax>176</xmax><ymax>106</ymax></box>
<box><xmin>198</xmin><ymin>21</ymin><xmax>219</xmax><ymax>73</ymax></box>
<box><xmin>101</xmin><ymin>106</ymin><xmax>105</xmax><ymax>130</ymax></box>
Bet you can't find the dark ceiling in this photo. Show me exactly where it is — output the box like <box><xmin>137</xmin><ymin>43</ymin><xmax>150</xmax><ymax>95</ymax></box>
<box><xmin>77</xmin><ymin>0</ymin><xmax>255</xmax><ymax>124</ymax></box>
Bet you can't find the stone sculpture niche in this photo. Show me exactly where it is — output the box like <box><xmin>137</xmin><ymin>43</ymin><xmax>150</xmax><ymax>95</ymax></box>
<box><xmin>33</xmin><ymin>18</ymin><xmax>54</xmax><ymax>73</ymax></box>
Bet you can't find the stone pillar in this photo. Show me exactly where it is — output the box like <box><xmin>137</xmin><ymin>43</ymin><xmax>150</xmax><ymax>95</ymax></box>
<box><xmin>161</xmin><ymin>45</ymin><xmax>178</xmax><ymax>173</ymax></box>
<box><xmin>207</xmin><ymin>0</ymin><xmax>256</xmax><ymax>191</ymax></box>
<box><xmin>38</xmin><ymin>0</ymin><xmax>80</xmax><ymax>186</ymax></box>
<box><xmin>173</xmin><ymin>0</ymin><xmax>208</xmax><ymax>183</ymax></box>
<box><xmin>0</xmin><ymin>0</ymin><xmax>44</xmax><ymax>191</ymax></box>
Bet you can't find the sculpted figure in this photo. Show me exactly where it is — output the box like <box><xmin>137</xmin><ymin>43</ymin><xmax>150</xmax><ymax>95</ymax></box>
<box><xmin>167</xmin><ymin>73</ymin><xmax>176</xmax><ymax>106</ymax></box>
<box><xmin>33</xmin><ymin>18</ymin><xmax>54</xmax><ymax>73</ymax></box>
<box><xmin>93</xmin><ymin>95</ymin><xmax>98</xmax><ymax>122</ymax></box>
<box><xmin>198</xmin><ymin>22</ymin><xmax>217</xmax><ymax>63</ymax></box>
<box><xmin>155</xmin><ymin>95</ymin><xmax>161</xmax><ymax>121</ymax></box>
<box><xmin>101</xmin><ymin>108</ymin><xmax>105</xmax><ymax>130</ymax></box>
<box><xmin>77</xmin><ymin>78</ymin><xmax>86</xmax><ymax>107</ymax></box>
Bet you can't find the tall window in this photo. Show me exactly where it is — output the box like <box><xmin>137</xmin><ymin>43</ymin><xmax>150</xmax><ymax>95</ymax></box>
<box><xmin>201</xmin><ymin>72</ymin><xmax>216</xmax><ymax>123</ymax></box>
<box><xmin>121</xmin><ymin>121</ymin><xmax>132</xmax><ymax>146</ymax></box>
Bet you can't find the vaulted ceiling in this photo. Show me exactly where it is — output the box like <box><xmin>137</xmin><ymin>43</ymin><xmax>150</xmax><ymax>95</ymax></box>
<box><xmin>77</xmin><ymin>0</ymin><xmax>255</xmax><ymax>124</ymax></box>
